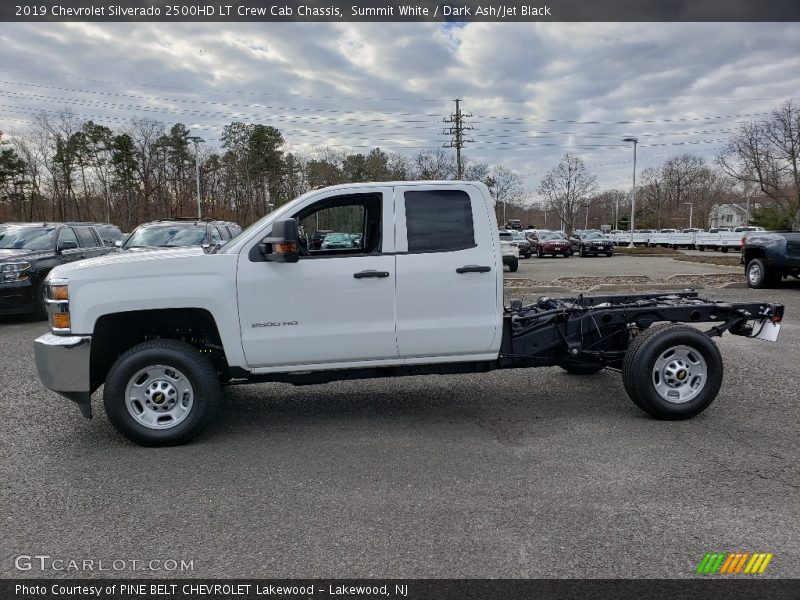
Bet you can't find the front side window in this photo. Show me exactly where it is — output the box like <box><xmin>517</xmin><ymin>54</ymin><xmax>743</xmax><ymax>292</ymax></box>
<box><xmin>57</xmin><ymin>227</ymin><xmax>79</xmax><ymax>249</ymax></box>
<box><xmin>405</xmin><ymin>190</ymin><xmax>475</xmax><ymax>253</ymax></box>
<box><xmin>293</xmin><ymin>193</ymin><xmax>382</xmax><ymax>257</ymax></box>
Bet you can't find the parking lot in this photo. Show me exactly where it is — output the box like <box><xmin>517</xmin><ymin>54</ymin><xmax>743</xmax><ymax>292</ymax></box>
<box><xmin>512</xmin><ymin>249</ymin><xmax>742</xmax><ymax>281</ymax></box>
<box><xmin>1</xmin><ymin>262</ymin><xmax>798</xmax><ymax>578</ymax></box>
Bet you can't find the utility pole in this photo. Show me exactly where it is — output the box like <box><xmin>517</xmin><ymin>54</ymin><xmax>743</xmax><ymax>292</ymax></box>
<box><xmin>623</xmin><ymin>137</ymin><xmax>638</xmax><ymax>247</ymax></box>
<box><xmin>442</xmin><ymin>98</ymin><xmax>473</xmax><ymax>180</ymax></box>
<box><xmin>684</xmin><ymin>202</ymin><xmax>694</xmax><ymax>229</ymax></box>
<box><xmin>187</xmin><ymin>136</ymin><xmax>205</xmax><ymax>219</ymax></box>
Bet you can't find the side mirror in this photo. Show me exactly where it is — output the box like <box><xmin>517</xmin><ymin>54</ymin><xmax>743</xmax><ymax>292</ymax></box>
<box><xmin>58</xmin><ymin>240</ymin><xmax>78</xmax><ymax>252</ymax></box>
<box><xmin>259</xmin><ymin>219</ymin><xmax>299</xmax><ymax>263</ymax></box>
<box><xmin>114</xmin><ymin>239</ymin><xmax>123</xmax><ymax>248</ymax></box>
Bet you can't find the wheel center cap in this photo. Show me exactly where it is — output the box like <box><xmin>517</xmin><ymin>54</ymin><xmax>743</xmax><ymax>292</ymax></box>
<box><xmin>153</xmin><ymin>392</ymin><xmax>165</xmax><ymax>404</ymax></box>
<box><xmin>677</xmin><ymin>370</ymin><xmax>687</xmax><ymax>381</ymax></box>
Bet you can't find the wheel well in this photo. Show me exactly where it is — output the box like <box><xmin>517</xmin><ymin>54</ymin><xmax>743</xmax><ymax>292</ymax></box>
<box><xmin>744</xmin><ymin>248</ymin><xmax>766</xmax><ymax>264</ymax></box>
<box><xmin>90</xmin><ymin>308</ymin><xmax>228</xmax><ymax>389</ymax></box>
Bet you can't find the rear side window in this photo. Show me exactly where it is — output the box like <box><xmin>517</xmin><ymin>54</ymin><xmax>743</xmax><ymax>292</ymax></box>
<box><xmin>405</xmin><ymin>190</ymin><xmax>475</xmax><ymax>253</ymax></box>
<box><xmin>75</xmin><ymin>226</ymin><xmax>100</xmax><ymax>248</ymax></box>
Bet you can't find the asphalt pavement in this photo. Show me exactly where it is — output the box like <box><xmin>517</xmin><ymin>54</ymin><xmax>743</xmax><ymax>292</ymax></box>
<box><xmin>1</xmin><ymin>286</ymin><xmax>798</xmax><ymax>579</ymax></box>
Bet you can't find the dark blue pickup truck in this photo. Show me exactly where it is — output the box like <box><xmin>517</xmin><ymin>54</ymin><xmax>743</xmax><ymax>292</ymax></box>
<box><xmin>743</xmin><ymin>231</ymin><xmax>800</xmax><ymax>288</ymax></box>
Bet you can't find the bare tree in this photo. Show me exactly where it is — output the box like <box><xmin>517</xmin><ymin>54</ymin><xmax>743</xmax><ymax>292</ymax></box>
<box><xmin>537</xmin><ymin>153</ymin><xmax>597</xmax><ymax>234</ymax></box>
<box><xmin>718</xmin><ymin>99</ymin><xmax>800</xmax><ymax>227</ymax></box>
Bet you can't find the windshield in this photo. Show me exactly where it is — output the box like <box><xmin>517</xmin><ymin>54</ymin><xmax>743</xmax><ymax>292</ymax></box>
<box><xmin>583</xmin><ymin>232</ymin><xmax>607</xmax><ymax>240</ymax></box>
<box><xmin>511</xmin><ymin>231</ymin><xmax>526</xmax><ymax>240</ymax></box>
<box><xmin>540</xmin><ymin>232</ymin><xmax>564</xmax><ymax>240</ymax></box>
<box><xmin>124</xmin><ymin>224</ymin><xmax>206</xmax><ymax>248</ymax></box>
<box><xmin>0</xmin><ymin>226</ymin><xmax>55</xmax><ymax>250</ymax></box>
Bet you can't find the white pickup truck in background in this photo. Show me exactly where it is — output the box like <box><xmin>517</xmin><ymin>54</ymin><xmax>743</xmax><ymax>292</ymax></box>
<box><xmin>33</xmin><ymin>181</ymin><xmax>785</xmax><ymax>446</ymax></box>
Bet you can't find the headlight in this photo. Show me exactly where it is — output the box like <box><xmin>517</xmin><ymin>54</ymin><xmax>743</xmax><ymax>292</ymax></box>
<box><xmin>0</xmin><ymin>262</ymin><xmax>31</xmax><ymax>283</ymax></box>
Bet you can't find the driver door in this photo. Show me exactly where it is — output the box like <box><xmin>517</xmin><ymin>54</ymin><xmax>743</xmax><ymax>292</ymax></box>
<box><xmin>237</xmin><ymin>187</ymin><xmax>399</xmax><ymax>369</ymax></box>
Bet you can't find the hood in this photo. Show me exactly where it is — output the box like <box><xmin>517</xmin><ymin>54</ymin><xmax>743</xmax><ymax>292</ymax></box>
<box><xmin>49</xmin><ymin>246</ymin><xmax>209</xmax><ymax>279</ymax></box>
<box><xmin>0</xmin><ymin>248</ymin><xmax>34</xmax><ymax>262</ymax></box>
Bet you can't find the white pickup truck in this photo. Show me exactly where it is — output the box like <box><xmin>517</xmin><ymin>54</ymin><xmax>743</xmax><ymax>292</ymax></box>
<box><xmin>34</xmin><ymin>181</ymin><xmax>785</xmax><ymax>446</ymax></box>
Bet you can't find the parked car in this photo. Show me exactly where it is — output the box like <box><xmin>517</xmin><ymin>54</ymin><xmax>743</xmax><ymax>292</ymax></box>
<box><xmin>310</xmin><ymin>229</ymin><xmax>334</xmax><ymax>250</ymax></box>
<box><xmin>121</xmin><ymin>218</ymin><xmax>239</xmax><ymax>252</ymax></box>
<box><xmin>320</xmin><ymin>232</ymin><xmax>358</xmax><ymax>250</ymax></box>
<box><xmin>31</xmin><ymin>180</ymin><xmax>784</xmax><ymax>445</ymax></box>
<box><xmin>510</xmin><ymin>230</ymin><xmax>532</xmax><ymax>258</ymax></box>
<box><xmin>498</xmin><ymin>230</ymin><xmax>519</xmax><ymax>271</ymax></box>
<box><xmin>507</xmin><ymin>219</ymin><xmax>522</xmax><ymax>230</ymax></box>
<box><xmin>570</xmin><ymin>231</ymin><xmax>614</xmax><ymax>257</ymax></box>
<box><xmin>530</xmin><ymin>231</ymin><xmax>572</xmax><ymax>258</ymax></box>
<box><xmin>742</xmin><ymin>231</ymin><xmax>800</xmax><ymax>288</ymax></box>
<box><xmin>0</xmin><ymin>222</ymin><xmax>113</xmax><ymax>318</ymax></box>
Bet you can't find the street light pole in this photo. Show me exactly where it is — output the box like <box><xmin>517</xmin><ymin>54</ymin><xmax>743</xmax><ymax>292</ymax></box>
<box><xmin>187</xmin><ymin>136</ymin><xmax>205</xmax><ymax>219</ymax></box>
<box><xmin>623</xmin><ymin>137</ymin><xmax>638</xmax><ymax>247</ymax></box>
<box><xmin>583</xmin><ymin>203</ymin><xmax>590</xmax><ymax>230</ymax></box>
<box><xmin>684</xmin><ymin>202</ymin><xmax>694</xmax><ymax>229</ymax></box>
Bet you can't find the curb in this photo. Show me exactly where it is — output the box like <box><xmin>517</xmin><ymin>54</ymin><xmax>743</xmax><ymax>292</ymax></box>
<box><xmin>586</xmin><ymin>283</ymin><xmax>704</xmax><ymax>291</ymax></box>
<box><xmin>665</xmin><ymin>273</ymin><xmax>738</xmax><ymax>280</ymax></box>
<box><xmin>504</xmin><ymin>286</ymin><xmax>572</xmax><ymax>294</ymax></box>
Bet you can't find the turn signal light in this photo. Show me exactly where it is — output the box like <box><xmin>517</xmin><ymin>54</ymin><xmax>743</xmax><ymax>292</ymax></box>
<box><xmin>274</xmin><ymin>242</ymin><xmax>297</xmax><ymax>253</ymax></box>
<box><xmin>51</xmin><ymin>312</ymin><xmax>71</xmax><ymax>329</ymax></box>
<box><xmin>51</xmin><ymin>284</ymin><xmax>69</xmax><ymax>301</ymax></box>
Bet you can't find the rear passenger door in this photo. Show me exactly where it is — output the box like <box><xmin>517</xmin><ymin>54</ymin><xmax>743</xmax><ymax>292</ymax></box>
<box><xmin>394</xmin><ymin>184</ymin><xmax>500</xmax><ymax>360</ymax></box>
<box><xmin>73</xmin><ymin>226</ymin><xmax>106</xmax><ymax>259</ymax></box>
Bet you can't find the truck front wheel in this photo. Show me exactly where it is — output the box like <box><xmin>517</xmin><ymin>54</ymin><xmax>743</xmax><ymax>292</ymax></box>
<box><xmin>507</xmin><ymin>258</ymin><xmax>519</xmax><ymax>272</ymax></box>
<box><xmin>622</xmin><ymin>325</ymin><xmax>722</xmax><ymax>420</ymax></box>
<box><xmin>103</xmin><ymin>339</ymin><xmax>221</xmax><ymax>446</ymax></box>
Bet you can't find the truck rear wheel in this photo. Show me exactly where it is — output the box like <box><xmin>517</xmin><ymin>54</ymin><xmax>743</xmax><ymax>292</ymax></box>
<box><xmin>746</xmin><ymin>258</ymin><xmax>780</xmax><ymax>289</ymax></box>
<box><xmin>508</xmin><ymin>258</ymin><xmax>519</xmax><ymax>272</ymax></box>
<box><xmin>103</xmin><ymin>339</ymin><xmax>220</xmax><ymax>446</ymax></box>
<box><xmin>622</xmin><ymin>324</ymin><xmax>722</xmax><ymax>420</ymax></box>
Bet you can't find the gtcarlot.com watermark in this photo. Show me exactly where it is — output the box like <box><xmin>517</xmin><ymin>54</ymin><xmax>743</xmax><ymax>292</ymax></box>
<box><xmin>15</xmin><ymin>554</ymin><xmax>194</xmax><ymax>572</ymax></box>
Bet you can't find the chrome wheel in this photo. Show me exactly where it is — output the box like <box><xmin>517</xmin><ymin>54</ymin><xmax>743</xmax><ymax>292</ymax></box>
<box><xmin>747</xmin><ymin>262</ymin><xmax>762</xmax><ymax>286</ymax></box>
<box><xmin>125</xmin><ymin>364</ymin><xmax>194</xmax><ymax>429</ymax></box>
<box><xmin>651</xmin><ymin>345</ymin><xmax>707</xmax><ymax>404</ymax></box>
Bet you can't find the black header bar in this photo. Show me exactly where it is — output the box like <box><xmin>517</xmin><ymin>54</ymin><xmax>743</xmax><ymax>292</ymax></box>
<box><xmin>4</xmin><ymin>0</ymin><xmax>800</xmax><ymax>22</ymax></box>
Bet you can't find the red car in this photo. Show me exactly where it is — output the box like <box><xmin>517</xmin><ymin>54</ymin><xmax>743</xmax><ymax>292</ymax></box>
<box><xmin>529</xmin><ymin>231</ymin><xmax>572</xmax><ymax>258</ymax></box>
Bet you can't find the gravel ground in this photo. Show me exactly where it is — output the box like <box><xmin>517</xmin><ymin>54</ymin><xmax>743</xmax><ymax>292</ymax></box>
<box><xmin>0</xmin><ymin>287</ymin><xmax>798</xmax><ymax>579</ymax></box>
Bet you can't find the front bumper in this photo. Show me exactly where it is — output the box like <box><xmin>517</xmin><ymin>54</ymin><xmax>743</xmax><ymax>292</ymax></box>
<box><xmin>0</xmin><ymin>279</ymin><xmax>35</xmax><ymax>315</ymax></box>
<box><xmin>34</xmin><ymin>333</ymin><xmax>93</xmax><ymax>418</ymax></box>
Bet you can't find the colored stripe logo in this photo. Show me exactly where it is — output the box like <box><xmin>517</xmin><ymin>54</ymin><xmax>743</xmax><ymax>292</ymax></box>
<box><xmin>696</xmin><ymin>552</ymin><xmax>773</xmax><ymax>574</ymax></box>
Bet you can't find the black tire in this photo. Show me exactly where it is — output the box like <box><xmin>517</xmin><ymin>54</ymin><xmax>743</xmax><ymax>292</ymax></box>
<box><xmin>720</xmin><ymin>247</ymin><xmax>729</xmax><ymax>253</ymax></box>
<box><xmin>746</xmin><ymin>258</ymin><xmax>780</xmax><ymax>289</ymax></box>
<box><xmin>697</xmin><ymin>245</ymin><xmax>704</xmax><ymax>252</ymax></box>
<box><xmin>622</xmin><ymin>324</ymin><xmax>723</xmax><ymax>420</ymax></box>
<box><xmin>537</xmin><ymin>248</ymin><xmax>544</xmax><ymax>258</ymax></box>
<box><xmin>560</xmin><ymin>363</ymin><xmax>603</xmax><ymax>375</ymax></box>
<box><xmin>563</xmin><ymin>252</ymin><xmax>571</xmax><ymax>258</ymax></box>
<box><xmin>605</xmin><ymin>252</ymin><xmax>613</xmax><ymax>257</ymax></box>
<box><xmin>580</xmin><ymin>247</ymin><xmax>587</xmax><ymax>257</ymax></box>
<box><xmin>508</xmin><ymin>258</ymin><xmax>519</xmax><ymax>272</ymax></box>
<box><xmin>103</xmin><ymin>339</ymin><xmax>221</xmax><ymax>446</ymax></box>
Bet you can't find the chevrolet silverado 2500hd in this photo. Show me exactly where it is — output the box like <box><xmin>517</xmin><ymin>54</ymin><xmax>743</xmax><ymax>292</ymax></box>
<box><xmin>33</xmin><ymin>181</ymin><xmax>785</xmax><ymax>446</ymax></box>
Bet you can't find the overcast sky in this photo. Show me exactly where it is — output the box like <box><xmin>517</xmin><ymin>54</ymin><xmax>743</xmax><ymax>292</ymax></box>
<box><xmin>1</xmin><ymin>21</ymin><xmax>799</xmax><ymax>194</ymax></box>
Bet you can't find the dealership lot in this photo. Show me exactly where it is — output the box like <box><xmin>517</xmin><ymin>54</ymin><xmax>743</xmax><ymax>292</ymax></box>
<box><xmin>1</xmin><ymin>279</ymin><xmax>798</xmax><ymax>578</ymax></box>
<box><xmin>512</xmin><ymin>251</ymin><xmax>741</xmax><ymax>280</ymax></box>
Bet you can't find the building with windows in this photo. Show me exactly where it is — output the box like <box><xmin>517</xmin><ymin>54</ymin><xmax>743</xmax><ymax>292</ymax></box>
<box><xmin>709</xmin><ymin>203</ymin><xmax>751</xmax><ymax>228</ymax></box>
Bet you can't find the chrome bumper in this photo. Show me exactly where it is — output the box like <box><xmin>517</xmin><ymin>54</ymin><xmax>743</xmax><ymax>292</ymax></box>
<box><xmin>34</xmin><ymin>333</ymin><xmax>93</xmax><ymax>418</ymax></box>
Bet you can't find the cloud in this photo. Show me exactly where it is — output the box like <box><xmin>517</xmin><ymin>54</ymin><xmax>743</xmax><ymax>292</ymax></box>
<box><xmin>1</xmin><ymin>21</ymin><xmax>798</xmax><ymax>193</ymax></box>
